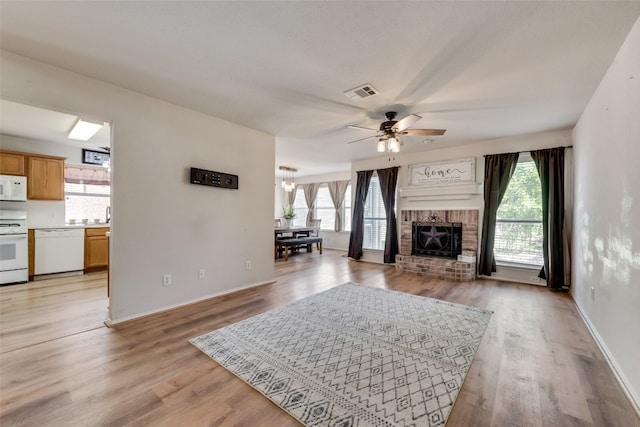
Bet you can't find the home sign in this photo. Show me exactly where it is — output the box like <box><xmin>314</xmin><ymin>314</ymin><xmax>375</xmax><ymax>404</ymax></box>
<box><xmin>409</xmin><ymin>158</ymin><xmax>475</xmax><ymax>186</ymax></box>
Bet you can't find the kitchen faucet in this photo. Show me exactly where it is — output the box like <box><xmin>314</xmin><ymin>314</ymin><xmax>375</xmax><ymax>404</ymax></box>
<box><xmin>106</xmin><ymin>206</ymin><xmax>111</xmax><ymax>224</ymax></box>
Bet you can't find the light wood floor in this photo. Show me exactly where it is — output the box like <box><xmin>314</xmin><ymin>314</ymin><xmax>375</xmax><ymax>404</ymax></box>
<box><xmin>1</xmin><ymin>250</ymin><xmax>638</xmax><ymax>426</ymax></box>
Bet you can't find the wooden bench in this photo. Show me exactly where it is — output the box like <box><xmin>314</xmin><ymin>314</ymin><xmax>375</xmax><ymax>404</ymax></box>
<box><xmin>275</xmin><ymin>237</ymin><xmax>323</xmax><ymax>260</ymax></box>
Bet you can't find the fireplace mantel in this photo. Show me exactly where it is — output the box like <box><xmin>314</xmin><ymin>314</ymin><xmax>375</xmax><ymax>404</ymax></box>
<box><xmin>398</xmin><ymin>183</ymin><xmax>482</xmax><ymax>201</ymax></box>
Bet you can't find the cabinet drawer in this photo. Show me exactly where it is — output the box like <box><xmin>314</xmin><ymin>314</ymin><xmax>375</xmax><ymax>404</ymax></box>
<box><xmin>85</xmin><ymin>227</ymin><xmax>110</xmax><ymax>237</ymax></box>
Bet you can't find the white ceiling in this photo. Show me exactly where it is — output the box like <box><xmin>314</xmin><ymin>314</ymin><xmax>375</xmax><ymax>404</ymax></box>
<box><xmin>1</xmin><ymin>1</ymin><xmax>639</xmax><ymax>177</ymax></box>
<box><xmin>0</xmin><ymin>99</ymin><xmax>111</xmax><ymax>150</ymax></box>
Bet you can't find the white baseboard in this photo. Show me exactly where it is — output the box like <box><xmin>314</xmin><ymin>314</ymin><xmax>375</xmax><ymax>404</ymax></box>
<box><xmin>571</xmin><ymin>295</ymin><xmax>640</xmax><ymax>418</ymax></box>
<box><xmin>476</xmin><ymin>274</ymin><xmax>546</xmax><ymax>287</ymax></box>
<box><xmin>104</xmin><ymin>278</ymin><xmax>276</xmax><ymax>327</ymax></box>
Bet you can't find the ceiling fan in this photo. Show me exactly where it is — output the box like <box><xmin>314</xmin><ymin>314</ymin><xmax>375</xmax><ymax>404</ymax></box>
<box><xmin>346</xmin><ymin>111</ymin><xmax>446</xmax><ymax>153</ymax></box>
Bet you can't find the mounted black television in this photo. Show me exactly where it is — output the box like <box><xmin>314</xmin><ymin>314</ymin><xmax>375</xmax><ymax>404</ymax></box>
<box><xmin>82</xmin><ymin>149</ymin><xmax>110</xmax><ymax>166</ymax></box>
<box><xmin>412</xmin><ymin>222</ymin><xmax>462</xmax><ymax>259</ymax></box>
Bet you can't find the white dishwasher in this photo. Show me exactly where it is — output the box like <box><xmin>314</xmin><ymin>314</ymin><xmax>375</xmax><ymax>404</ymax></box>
<box><xmin>35</xmin><ymin>228</ymin><xmax>85</xmax><ymax>275</ymax></box>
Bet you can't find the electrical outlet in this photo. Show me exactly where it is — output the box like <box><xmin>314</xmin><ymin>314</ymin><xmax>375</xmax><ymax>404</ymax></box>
<box><xmin>245</xmin><ymin>260</ymin><xmax>252</xmax><ymax>270</ymax></box>
<box><xmin>591</xmin><ymin>286</ymin><xmax>596</xmax><ymax>301</ymax></box>
<box><xmin>199</xmin><ymin>269</ymin><xmax>205</xmax><ymax>279</ymax></box>
<box><xmin>163</xmin><ymin>274</ymin><xmax>172</xmax><ymax>286</ymax></box>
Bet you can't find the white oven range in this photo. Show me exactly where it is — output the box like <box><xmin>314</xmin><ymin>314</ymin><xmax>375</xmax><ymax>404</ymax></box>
<box><xmin>0</xmin><ymin>210</ymin><xmax>28</xmax><ymax>285</ymax></box>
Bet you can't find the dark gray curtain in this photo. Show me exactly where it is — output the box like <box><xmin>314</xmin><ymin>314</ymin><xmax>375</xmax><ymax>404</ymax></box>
<box><xmin>479</xmin><ymin>152</ymin><xmax>520</xmax><ymax>276</ymax></box>
<box><xmin>531</xmin><ymin>147</ymin><xmax>565</xmax><ymax>289</ymax></box>
<box><xmin>347</xmin><ymin>170</ymin><xmax>374</xmax><ymax>260</ymax></box>
<box><xmin>376</xmin><ymin>167</ymin><xmax>399</xmax><ymax>263</ymax></box>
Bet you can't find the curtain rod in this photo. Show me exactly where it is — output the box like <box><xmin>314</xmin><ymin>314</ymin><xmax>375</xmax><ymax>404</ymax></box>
<box><xmin>482</xmin><ymin>145</ymin><xmax>573</xmax><ymax>157</ymax></box>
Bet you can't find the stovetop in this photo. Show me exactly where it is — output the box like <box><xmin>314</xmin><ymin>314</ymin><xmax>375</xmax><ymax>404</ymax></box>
<box><xmin>0</xmin><ymin>210</ymin><xmax>28</xmax><ymax>234</ymax></box>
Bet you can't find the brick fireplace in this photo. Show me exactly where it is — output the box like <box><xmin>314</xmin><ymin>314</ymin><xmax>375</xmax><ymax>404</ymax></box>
<box><xmin>396</xmin><ymin>209</ymin><xmax>479</xmax><ymax>281</ymax></box>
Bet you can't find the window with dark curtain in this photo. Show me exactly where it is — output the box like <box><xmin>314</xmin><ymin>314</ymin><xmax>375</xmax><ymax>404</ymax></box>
<box><xmin>478</xmin><ymin>152</ymin><xmax>520</xmax><ymax>276</ymax></box>
<box><xmin>362</xmin><ymin>175</ymin><xmax>386</xmax><ymax>250</ymax></box>
<box><xmin>348</xmin><ymin>170</ymin><xmax>374</xmax><ymax>260</ymax></box>
<box><xmin>531</xmin><ymin>147</ymin><xmax>566</xmax><ymax>289</ymax></box>
<box><xmin>376</xmin><ymin>167</ymin><xmax>399</xmax><ymax>263</ymax></box>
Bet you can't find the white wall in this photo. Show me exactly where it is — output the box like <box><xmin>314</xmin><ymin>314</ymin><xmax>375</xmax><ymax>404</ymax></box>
<box><xmin>1</xmin><ymin>51</ymin><xmax>276</xmax><ymax>322</ymax></box>
<box><xmin>572</xmin><ymin>16</ymin><xmax>640</xmax><ymax>406</ymax></box>
<box><xmin>351</xmin><ymin>129</ymin><xmax>572</xmax><ymax>284</ymax></box>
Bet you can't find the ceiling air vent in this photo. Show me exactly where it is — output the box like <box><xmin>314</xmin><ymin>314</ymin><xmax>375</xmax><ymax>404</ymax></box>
<box><xmin>344</xmin><ymin>83</ymin><xmax>379</xmax><ymax>100</ymax></box>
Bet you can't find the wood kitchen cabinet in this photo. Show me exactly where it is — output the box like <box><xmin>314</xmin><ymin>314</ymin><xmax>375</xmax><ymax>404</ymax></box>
<box><xmin>0</xmin><ymin>150</ymin><xmax>26</xmax><ymax>176</ymax></box>
<box><xmin>1</xmin><ymin>150</ymin><xmax>66</xmax><ymax>200</ymax></box>
<box><xmin>27</xmin><ymin>155</ymin><xmax>65</xmax><ymax>200</ymax></box>
<box><xmin>85</xmin><ymin>227</ymin><xmax>109</xmax><ymax>272</ymax></box>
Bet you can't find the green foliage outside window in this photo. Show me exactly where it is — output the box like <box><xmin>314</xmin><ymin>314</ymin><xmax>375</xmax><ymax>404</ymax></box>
<box><xmin>497</xmin><ymin>161</ymin><xmax>542</xmax><ymax>220</ymax></box>
<box><xmin>495</xmin><ymin>159</ymin><xmax>544</xmax><ymax>266</ymax></box>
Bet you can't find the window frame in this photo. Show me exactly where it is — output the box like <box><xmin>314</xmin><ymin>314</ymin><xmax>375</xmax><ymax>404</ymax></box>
<box><xmin>291</xmin><ymin>182</ymin><xmax>352</xmax><ymax>232</ymax></box>
<box><xmin>64</xmin><ymin>181</ymin><xmax>111</xmax><ymax>224</ymax></box>
<box><xmin>494</xmin><ymin>154</ymin><xmax>544</xmax><ymax>268</ymax></box>
<box><xmin>315</xmin><ymin>184</ymin><xmax>336</xmax><ymax>231</ymax></box>
<box><xmin>362</xmin><ymin>174</ymin><xmax>388</xmax><ymax>251</ymax></box>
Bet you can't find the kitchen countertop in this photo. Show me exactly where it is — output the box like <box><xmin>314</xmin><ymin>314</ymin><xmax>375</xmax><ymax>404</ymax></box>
<box><xmin>30</xmin><ymin>223</ymin><xmax>110</xmax><ymax>229</ymax></box>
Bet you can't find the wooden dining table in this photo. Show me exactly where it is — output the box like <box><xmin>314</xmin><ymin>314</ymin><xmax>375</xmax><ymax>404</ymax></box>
<box><xmin>274</xmin><ymin>226</ymin><xmax>315</xmax><ymax>239</ymax></box>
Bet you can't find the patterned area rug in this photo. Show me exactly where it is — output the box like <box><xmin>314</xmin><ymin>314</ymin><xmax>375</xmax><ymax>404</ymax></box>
<box><xmin>190</xmin><ymin>283</ymin><xmax>492</xmax><ymax>427</ymax></box>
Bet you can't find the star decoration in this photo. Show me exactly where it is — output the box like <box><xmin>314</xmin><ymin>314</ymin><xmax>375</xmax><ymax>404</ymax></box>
<box><xmin>420</xmin><ymin>226</ymin><xmax>449</xmax><ymax>249</ymax></box>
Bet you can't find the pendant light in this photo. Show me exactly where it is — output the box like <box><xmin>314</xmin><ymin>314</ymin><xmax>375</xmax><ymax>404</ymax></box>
<box><xmin>279</xmin><ymin>166</ymin><xmax>297</xmax><ymax>192</ymax></box>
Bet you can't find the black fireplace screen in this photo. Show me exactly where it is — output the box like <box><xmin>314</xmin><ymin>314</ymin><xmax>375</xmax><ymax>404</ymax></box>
<box><xmin>412</xmin><ymin>222</ymin><xmax>462</xmax><ymax>258</ymax></box>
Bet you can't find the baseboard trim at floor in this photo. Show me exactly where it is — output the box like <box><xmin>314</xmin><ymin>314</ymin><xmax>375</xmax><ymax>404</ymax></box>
<box><xmin>33</xmin><ymin>270</ymin><xmax>83</xmax><ymax>280</ymax></box>
<box><xmin>105</xmin><ymin>279</ymin><xmax>276</xmax><ymax>327</ymax></box>
<box><xmin>572</xmin><ymin>296</ymin><xmax>640</xmax><ymax>419</ymax></box>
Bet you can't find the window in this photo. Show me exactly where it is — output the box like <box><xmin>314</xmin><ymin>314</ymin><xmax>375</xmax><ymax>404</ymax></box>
<box><xmin>363</xmin><ymin>174</ymin><xmax>387</xmax><ymax>250</ymax></box>
<box><xmin>315</xmin><ymin>185</ymin><xmax>335</xmax><ymax>230</ymax></box>
<box><xmin>344</xmin><ymin>184</ymin><xmax>351</xmax><ymax>232</ymax></box>
<box><xmin>292</xmin><ymin>186</ymin><xmax>308</xmax><ymax>227</ymax></box>
<box><xmin>494</xmin><ymin>155</ymin><xmax>543</xmax><ymax>266</ymax></box>
<box><xmin>65</xmin><ymin>182</ymin><xmax>110</xmax><ymax>223</ymax></box>
<box><xmin>290</xmin><ymin>183</ymin><xmax>352</xmax><ymax>231</ymax></box>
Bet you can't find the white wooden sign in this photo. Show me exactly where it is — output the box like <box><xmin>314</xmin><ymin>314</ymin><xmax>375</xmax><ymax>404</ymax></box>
<box><xmin>409</xmin><ymin>157</ymin><xmax>476</xmax><ymax>186</ymax></box>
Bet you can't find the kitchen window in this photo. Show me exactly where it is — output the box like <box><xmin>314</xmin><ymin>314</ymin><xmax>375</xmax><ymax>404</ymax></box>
<box><xmin>64</xmin><ymin>164</ymin><xmax>110</xmax><ymax>223</ymax></box>
<box><xmin>65</xmin><ymin>183</ymin><xmax>110</xmax><ymax>223</ymax></box>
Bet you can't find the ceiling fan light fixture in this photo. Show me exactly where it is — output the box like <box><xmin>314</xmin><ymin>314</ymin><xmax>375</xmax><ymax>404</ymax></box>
<box><xmin>388</xmin><ymin>137</ymin><xmax>400</xmax><ymax>153</ymax></box>
<box><xmin>68</xmin><ymin>119</ymin><xmax>103</xmax><ymax>141</ymax></box>
<box><xmin>345</xmin><ymin>111</ymin><xmax>446</xmax><ymax>154</ymax></box>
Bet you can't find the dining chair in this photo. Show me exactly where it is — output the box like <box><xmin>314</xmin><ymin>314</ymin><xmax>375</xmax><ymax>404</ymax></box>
<box><xmin>307</xmin><ymin>218</ymin><xmax>322</xmax><ymax>249</ymax></box>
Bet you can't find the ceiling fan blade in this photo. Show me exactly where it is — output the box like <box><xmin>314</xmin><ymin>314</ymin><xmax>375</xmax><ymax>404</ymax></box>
<box><xmin>393</xmin><ymin>114</ymin><xmax>421</xmax><ymax>131</ymax></box>
<box><xmin>346</xmin><ymin>124</ymin><xmax>378</xmax><ymax>131</ymax></box>
<box><xmin>399</xmin><ymin>129</ymin><xmax>446</xmax><ymax>136</ymax></box>
<box><xmin>347</xmin><ymin>134</ymin><xmax>379</xmax><ymax>144</ymax></box>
